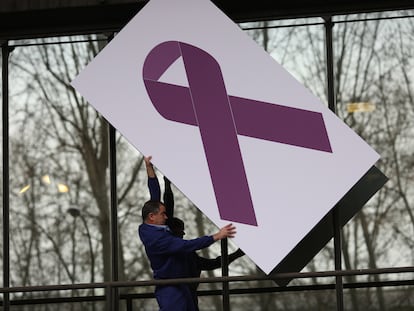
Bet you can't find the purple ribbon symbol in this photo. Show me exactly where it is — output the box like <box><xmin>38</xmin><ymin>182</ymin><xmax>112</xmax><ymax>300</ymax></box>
<box><xmin>143</xmin><ymin>41</ymin><xmax>332</xmax><ymax>226</ymax></box>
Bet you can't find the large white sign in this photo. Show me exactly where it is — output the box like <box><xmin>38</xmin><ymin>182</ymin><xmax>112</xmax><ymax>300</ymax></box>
<box><xmin>71</xmin><ymin>0</ymin><xmax>380</xmax><ymax>274</ymax></box>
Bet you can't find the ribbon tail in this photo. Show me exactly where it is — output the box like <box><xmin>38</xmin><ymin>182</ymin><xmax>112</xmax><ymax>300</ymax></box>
<box><xmin>230</xmin><ymin>95</ymin><xmax>332</xmax><ymax>153</ymax></box>
<box><xmin>180</xmin><ymin>42</ymin><xmax>258</xmax><ymax>226</ymax></box>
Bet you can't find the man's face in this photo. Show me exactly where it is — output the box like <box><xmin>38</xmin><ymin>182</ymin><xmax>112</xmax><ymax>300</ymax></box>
<box><xmin>150</xmin><ymin>204</ymin><xmax>168</xmax><ymax>225</ymax></box>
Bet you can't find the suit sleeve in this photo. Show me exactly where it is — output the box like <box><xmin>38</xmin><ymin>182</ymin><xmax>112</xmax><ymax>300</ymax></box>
<box><xmin>163</xmin><ymin>176</ymin><xmax>174</xmax><ymax>219</ymax></box>
<box><xmin>197</xmin><ymin>249</ymin><xmax>244</xmax><ymax>271</ymax></box>
<box><xmin>148</xmin><ymin>176</ymin><xmax>161</xmax><ymax>201</ymax></box>
<box><xmin>197</xmin><ymin>255</ymin><xmax>222</xmax><ymax>271</ymax></box>
<box><xmin>150</xmin><ymin>234</ymin><xmax>215</xmax><ymax>255</ymax></box>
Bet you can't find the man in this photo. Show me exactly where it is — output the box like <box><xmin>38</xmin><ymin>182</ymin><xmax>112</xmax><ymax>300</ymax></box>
<box><xmin>143</xmin><ymin>156</ymin><xmax>244</xmax><ymax>309</ymax></box>
<box><xmin>139</xmin><ymin>200</ymin><xmax>236</xmax><ymax>311</ymax></box>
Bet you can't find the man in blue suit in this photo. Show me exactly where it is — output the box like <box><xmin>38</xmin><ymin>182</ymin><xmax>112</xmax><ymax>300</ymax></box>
<box><xmin>139</xmin><ymin>199</ymin><xmax>236</xmax><ymax>311</ymax></box>
<box><xmin>143</xmin><ymin>156</ymin><xmax>244</xmax><ymax>309</ymax></box>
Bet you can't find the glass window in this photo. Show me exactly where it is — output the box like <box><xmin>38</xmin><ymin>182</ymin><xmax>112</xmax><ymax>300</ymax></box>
<box><xmin>8</xmin><ymin>36</ymin><xmax>109</xmax><ymax>291</ymax></box>
<box><xmin>115</xmin><ymin>137</ymin><xmax>150</xmax><ymax>283</ymax></box>
<box><xmin>241</xmin><ymin>18</ymin><xmax>328</xmax><ymax>105</ymax></box>
<box><xmin>333</xmin><ymin>12</ymin><xmax>414</xmax><ymax>276</ymax></box>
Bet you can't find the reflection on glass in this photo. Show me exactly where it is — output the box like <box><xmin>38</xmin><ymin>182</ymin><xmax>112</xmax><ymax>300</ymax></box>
<box><xmin>57</xmin><ymin>183</ymin><xmax>69</xmax><ymax>193</ymax></box>
<box><xmin>19</xmin><ymin>184</ymin><xmax>31</xmax><ymax>193</ymax></box>
<box><xmin>241</xmin><ymin>19</ymin><xmax>327</xmax><ymax>104</ymax></box>
<box><xmin>41</xmin><ymin>174</ymin><xmax>51</xmax><ymax>184</ymax></box>
<box><xmin>333</xmin><ymin>13</ymin><xmax>414</xmax><ymax>271</ymax></box>
<box><xmin>334</xmin><ymin>12</ymin><xmax>414</xmax><ymax>310</ymax></box>
<box><xmin>347</xmin><ymin>102</ymin><xmax>376</xmax><ymax>113</ymax></box>
<box><xmin>241</xmin><ymin>13</ymin><xmax>414</xmax><ymax>310</ymax></box>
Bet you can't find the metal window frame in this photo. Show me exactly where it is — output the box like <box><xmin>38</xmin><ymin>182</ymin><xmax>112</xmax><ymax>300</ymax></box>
<box><xmin>0</xmin><ymin>267</ymin><xmax>413</xmax><ymax>310</ymax></box>
<box><xmin>2</xmin><ymin>2</ymin><xmax>414</xmax><ymax>310</ymax></box>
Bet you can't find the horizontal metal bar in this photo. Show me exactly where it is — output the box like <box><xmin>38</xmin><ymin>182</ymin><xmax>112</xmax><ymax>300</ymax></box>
<box><xmin>0</xmin><ymin>266</ymin><xmax>413</xmax><ymax>294</ymax></box>
<box><xmin>1</xmin><ymin>279</ymin><xmax>413</xmax><ymax>307</ymax></box>
<box><xmin>2</xmin><ymin>0</ymin><xmax>414</xmax><ymax>40</ymax></box>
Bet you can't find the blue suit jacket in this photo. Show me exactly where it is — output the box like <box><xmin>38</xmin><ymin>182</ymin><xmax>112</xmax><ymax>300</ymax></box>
<box><xmin>138</xmin><ymin>223</ymin><xmax>214</xmax><ymax>279</ymax></box>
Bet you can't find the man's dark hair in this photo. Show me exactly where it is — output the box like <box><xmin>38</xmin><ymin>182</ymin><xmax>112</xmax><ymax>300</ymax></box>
<box><xmin>142</xmin><ymin>200</ymin><xmax>162</xmax><ymax>222</ymax></box>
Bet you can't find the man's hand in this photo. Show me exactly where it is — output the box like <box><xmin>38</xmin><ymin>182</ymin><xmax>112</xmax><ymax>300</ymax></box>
<box><xmin>213</xmin><ymin>223</ymin><xmax>236</xmax><ymax>241</ymax></box>
<box><xmin>144</xmin><ymin>156</ymin><xmax>152</xmax><ymax>167</ymax></box>
<box><xmin>144</xmin><ymin>156</ymin><xmax>156</xmax><ymax>178</ymax></box>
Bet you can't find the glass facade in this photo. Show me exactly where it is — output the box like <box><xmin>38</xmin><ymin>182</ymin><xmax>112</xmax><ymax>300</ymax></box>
<box><xmin>8</xmin><ymin>37</ymin><xmax>111</xmax><ymax>288</ymax></box>
<box><xmin>1</xmin><ymin>7</ymin><xmax>414</xmax><ymax>311</ymax></box>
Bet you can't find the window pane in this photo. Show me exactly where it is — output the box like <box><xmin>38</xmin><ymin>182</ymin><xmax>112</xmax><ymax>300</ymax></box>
<box><xmin>332</xmin><ymin>11</ymin><xmax>414</xmax><ymax>309</ymax></box>
<box><xmin>229</xmin><ymin>290</ymin><xmax>337</xmax><ymax>310</ymax></box>
<box><xmin>3</xmin><ymin>8</ymin><xmax>413</xmax><ymax>310</ymax></box>
<box><xmin>8</xmin><ymin>36</ymin><xmax>109</xmax><ymax>290</ymax></box>
<box><xmin>115</xmin><ymin>137</ymin><xmax>150</xmax><ymax>283</ymax></box>
<box><xmin>333</xmin><ymin>12</ymin><xmax>414</xmax><ymax>274</ymax></box>
<box><xmin>242</xmin><ymin>18</ymin><xmax>328</xmax><ymax>105</ymax></box>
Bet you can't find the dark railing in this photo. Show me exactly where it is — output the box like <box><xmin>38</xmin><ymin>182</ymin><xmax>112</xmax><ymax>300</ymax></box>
<box><xmin>0</xmin><ymin>266</ymin><xmax>413</xmax><ymax>310</ymax></box>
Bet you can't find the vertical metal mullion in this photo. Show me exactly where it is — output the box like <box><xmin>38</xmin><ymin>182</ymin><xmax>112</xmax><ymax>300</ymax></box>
<box><xmin>221</xmin><ymin>239</ymin><xmax>230</xmax><ymax>311</ymax></box>
<box><xmin>332</xmin><ymin>207</ymin><xmax>344</xmax><ymax>309</ymax></box>
<box><xmin>109</xmin><ymin>123</ymin><xmax>119</xmax><ymax>311</ymax></box>
<box><xmin>106</xmin><ymin>32</ymin><xmax>119</xmax><ymax>311</ymax></box>
<box><xmin>324</xmin><ymin>17</ymin><xmax>337</xmax><ymax>114</ymax></box>
<box><xmin>105</xmin><ymin>285</ymin><xmax>112</xmax><ymax>309</ymax></box>
<box><xmin>324</xmin><ymin>16</ymin><xmax>344</xmax><ymax>311</ymax></box>
<box><xmin>126</xmin><ymin>297</ymin><xmax>133</xmax><ymax>311</ymax></box>
<box><xmin>2</xmin><ymin>40</ymin><xmax>11</xmax><ymax>311</ymax></box>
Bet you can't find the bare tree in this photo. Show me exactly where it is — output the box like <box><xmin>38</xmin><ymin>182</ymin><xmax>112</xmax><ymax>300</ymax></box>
<box><xmin>244</xmin><ymin>12</ymin><xmax>414</xmax><ymax>310</ymax></box>
<box><xmin>8</xmin><ymin>35</ymin><xmax>151</xmax><ymax>309</ymax></box>
<box><xmin>5</xmin><ymin>11</ymin><xmax>414</xmax><ymax>310</ymax></box>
